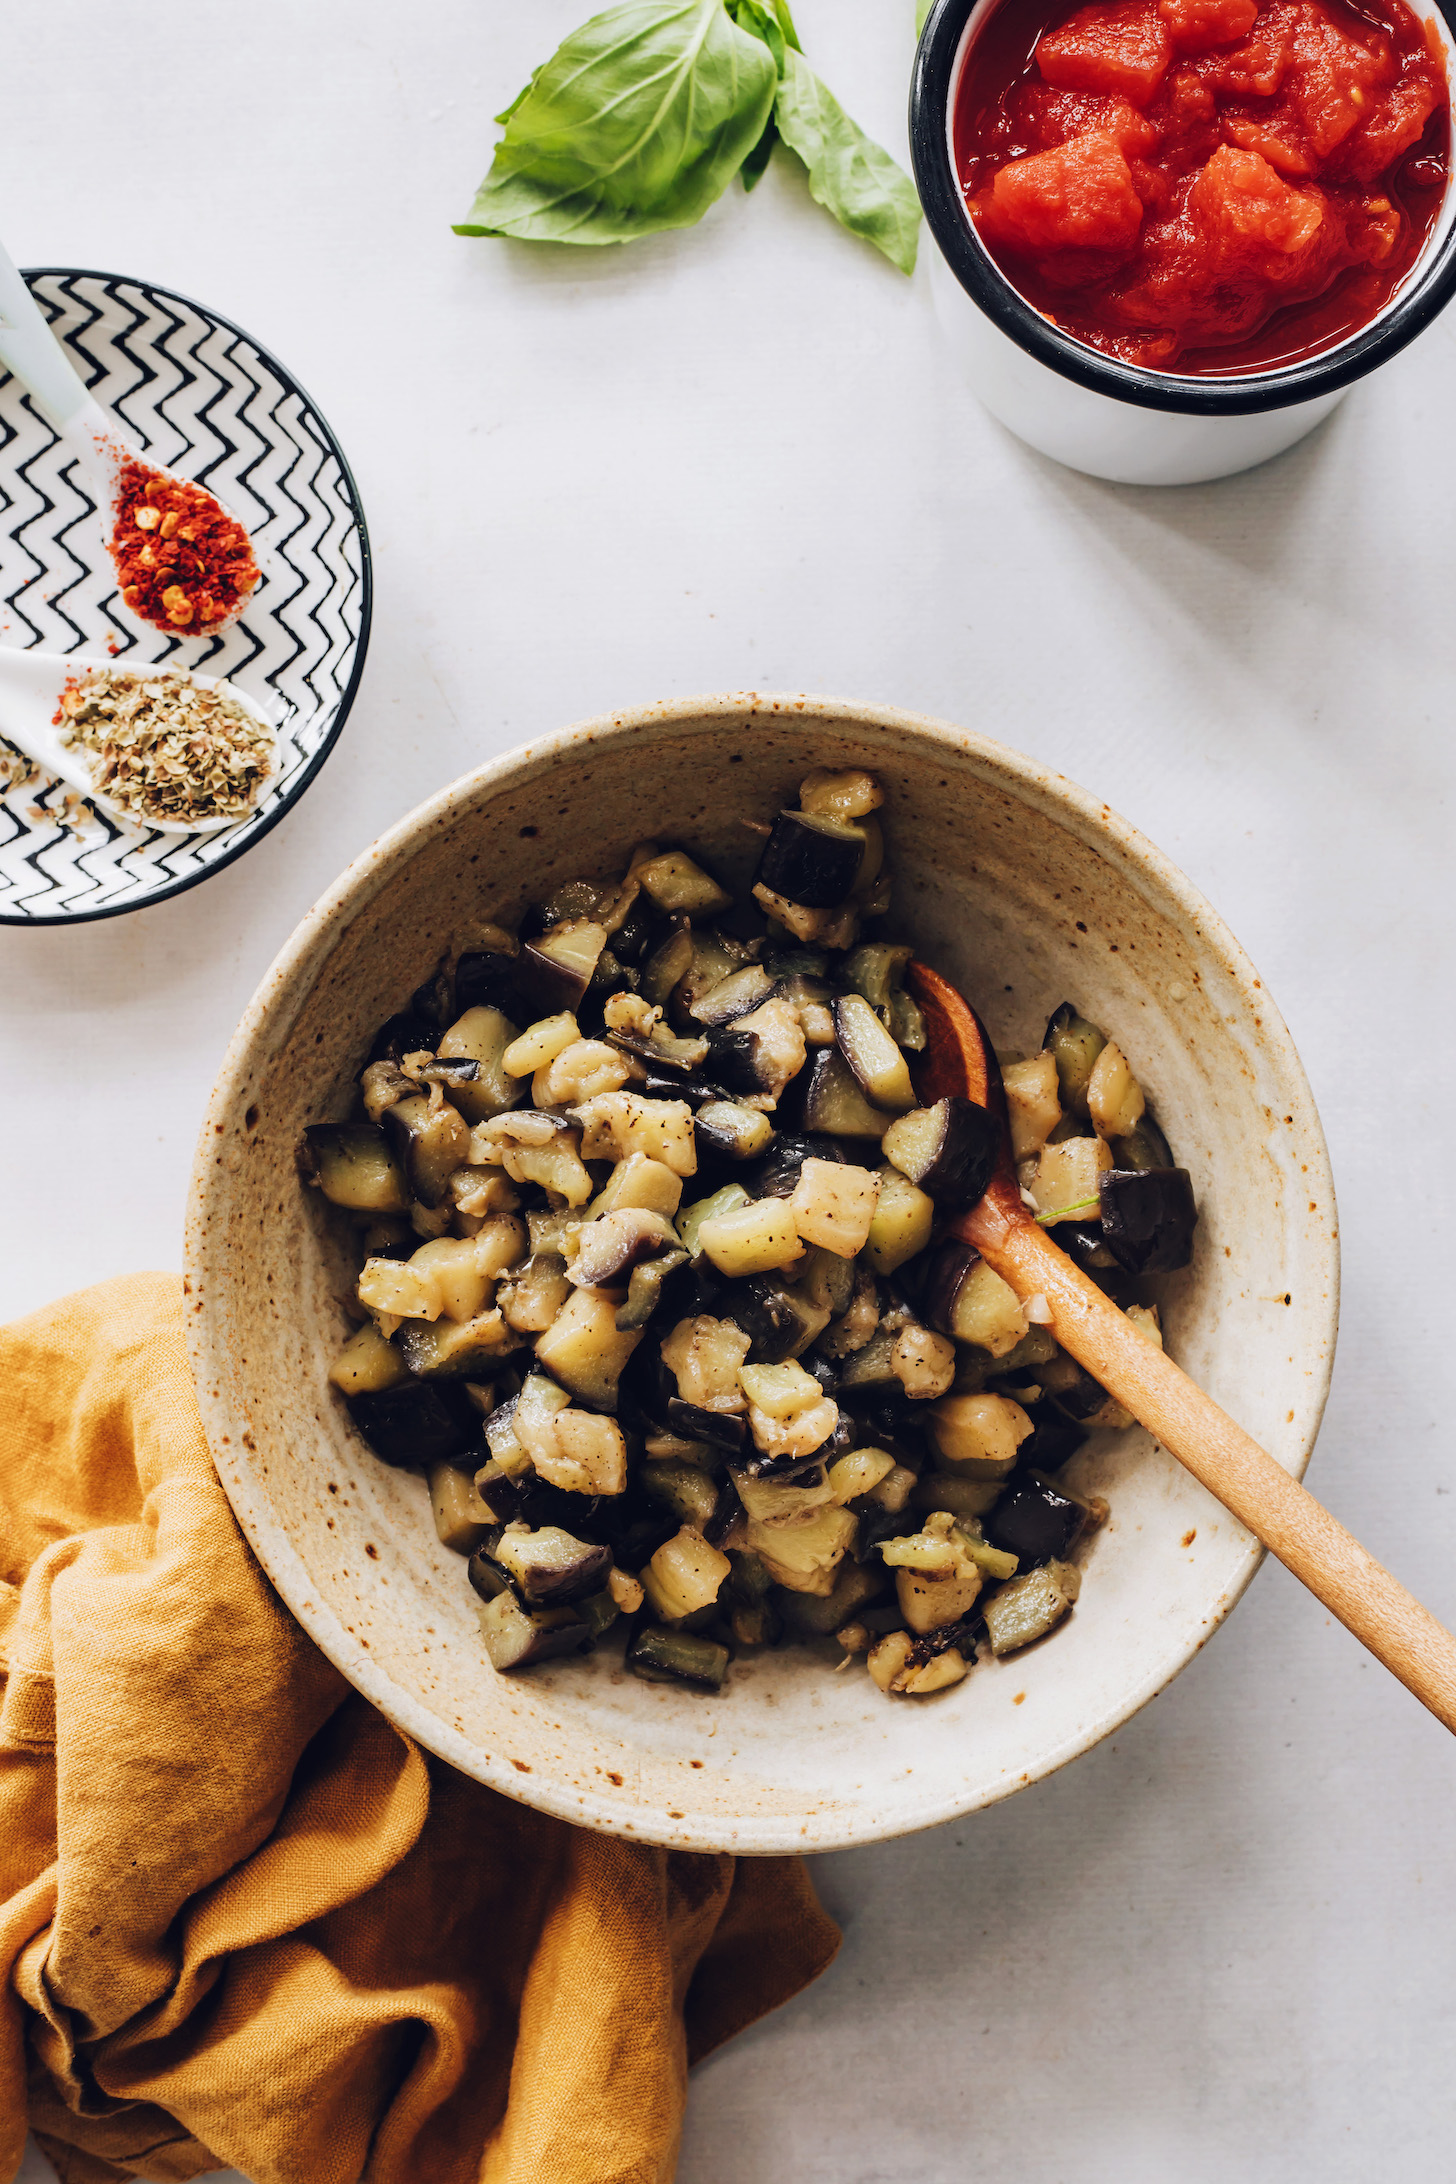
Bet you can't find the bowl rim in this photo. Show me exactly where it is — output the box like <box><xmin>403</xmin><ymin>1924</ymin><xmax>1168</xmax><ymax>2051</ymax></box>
<box><xmin>910</xmin><ymin>0</ymin><xmax>1456</xmax><ymax>417</ymax></box>
<box><xmin>0</xmin><ymin>265</ymin><xmax>374</xmax><ymax>927</ymax></box>
<box><xmin>185</xmin><ymin>692</ymin><xmax>1340</xmax><ymax>1853</ymax></box>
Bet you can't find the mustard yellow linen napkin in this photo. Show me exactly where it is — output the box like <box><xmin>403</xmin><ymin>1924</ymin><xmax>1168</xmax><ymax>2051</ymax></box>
<box><xmin>0</xmin><ymin>1275</ymin><xmax>839</xmax><ymax>2184</ymax></box>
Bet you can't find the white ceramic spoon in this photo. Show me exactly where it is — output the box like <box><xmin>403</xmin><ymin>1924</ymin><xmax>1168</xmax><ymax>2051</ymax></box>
<box><xmin>0</xmin><ymin>239</ymin><xmax>260</xmax><ymax>637</ymax></box>
<box><xmin>0</xmin><ymin>646</ymin><xmax>276</xmax><ymax>835</ymax></box>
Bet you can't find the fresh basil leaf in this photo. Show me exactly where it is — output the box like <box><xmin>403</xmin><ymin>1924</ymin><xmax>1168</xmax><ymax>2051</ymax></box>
<box><xmin>915</xmin><ymin>0</ymin><xmax>934</xmax><ymax>32</ymax></box>
<box><xmin>741</xmin><ymin>114</ymin><xmax>778</xmax><ymax>190</ymax></box>
<box><xmin>456</xmin><ymin>0</ymin><xmax>777</xmax><ymax>245</ymax></box>
<box><xmin>494</xmin><ymin>68</ymin><xmax>544</xmax><ymax>129</ymax></box>
<box><xmin>767</xmin><ymin>0</ymin><xmax>803</xmax><ymax>49</ymax></box>
<box><xmin>773</xmin><ymin>48</ymin><xmax>921</xmax><ymax>274</ymax></box>
<box><xmin>727</xmin><ymin>0</ymin><xmax>786</xmax><ymax>77</ymax></box>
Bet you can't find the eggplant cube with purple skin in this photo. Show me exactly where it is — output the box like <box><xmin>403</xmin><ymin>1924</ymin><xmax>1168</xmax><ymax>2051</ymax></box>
<box><xmin>1098</xmin><ymin>1166</ymin><xmax>1198</xmax><ymax>1273</ymax></box>
<box><xmin>881</xmin><ymin>1097</ymin><xmax>1000</xmax><ymax>1211</ymax></box>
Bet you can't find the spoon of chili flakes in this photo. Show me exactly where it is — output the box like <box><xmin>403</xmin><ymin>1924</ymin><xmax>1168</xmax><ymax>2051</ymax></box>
<box><xmin>0</xmin><ymin>239</ymin><xmax>260</xmax><ymax>637</ymax></box>
<box><xmin>0</xmin><ymin>648</ymin><xmax>276</xmax><ymax>835</ymax></box>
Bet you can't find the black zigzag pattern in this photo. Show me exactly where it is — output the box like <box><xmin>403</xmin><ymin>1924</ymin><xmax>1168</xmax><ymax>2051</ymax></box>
<box><xmin>0</xmin><ymin>269</ymin><xmax>372</xmax><ymax>924</ymax></box>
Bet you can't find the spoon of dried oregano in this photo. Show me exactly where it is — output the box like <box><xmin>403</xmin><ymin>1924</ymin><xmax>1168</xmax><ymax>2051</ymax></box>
<box><xmin>0</xmin><ymin>650</ymin><xmax>277</xmax><ymax>836</ymax></box>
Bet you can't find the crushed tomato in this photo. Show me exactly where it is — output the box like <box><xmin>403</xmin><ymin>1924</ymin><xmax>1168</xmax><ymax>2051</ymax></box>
<box><xmin>109</xmin><ymin>462</ymin><xmax>260</xmax><ymax>634</ymax></box>
<box><xmin>955</xmin><ymin>0</ymin><xmax>1450</xmax><ymax>371</ymax></box>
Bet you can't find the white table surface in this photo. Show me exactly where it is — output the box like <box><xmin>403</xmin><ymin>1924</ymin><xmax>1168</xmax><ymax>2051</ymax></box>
<box><xmin>6</xmin><ymin>4</ymin><xmax>1455</xmax><ymax>2179</ymax></box>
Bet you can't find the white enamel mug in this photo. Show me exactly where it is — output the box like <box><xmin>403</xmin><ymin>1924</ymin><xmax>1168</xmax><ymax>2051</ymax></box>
<box><xmin>911</xmin><ymin>0</ymin><xmax>1456</xmax><ymax>485</ymax></box>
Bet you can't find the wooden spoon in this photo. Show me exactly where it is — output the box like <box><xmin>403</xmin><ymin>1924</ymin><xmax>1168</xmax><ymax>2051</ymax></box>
<box><xmin>907</xmin><ymin>957</ymin><xmax>1456</xmax><ymax>1735</ymax></box>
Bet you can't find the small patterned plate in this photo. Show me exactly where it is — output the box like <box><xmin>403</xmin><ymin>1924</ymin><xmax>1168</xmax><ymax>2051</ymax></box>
<box><xmin>0</xmin><ymin>269</ymin><xmax>371</xmax><ymax>923</ymax></box>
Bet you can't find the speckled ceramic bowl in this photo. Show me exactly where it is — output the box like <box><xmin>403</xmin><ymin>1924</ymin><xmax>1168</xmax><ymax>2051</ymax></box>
<box><xmin>185</xmin><ymin>694</ymin><xmax>1339</xmax><ymax>1854</ymax></box>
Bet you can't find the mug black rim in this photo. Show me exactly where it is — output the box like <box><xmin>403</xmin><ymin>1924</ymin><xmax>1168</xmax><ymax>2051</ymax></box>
<box><xmin>910</xmin><ymin>0</ymin><xmax>1456</xmax><ymax>416</ymax></box>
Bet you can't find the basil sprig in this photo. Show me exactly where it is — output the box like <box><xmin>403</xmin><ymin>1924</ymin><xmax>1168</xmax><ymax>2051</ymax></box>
<box><xmin>455</xmin><ymin>0</ymin><xmax>920</xmax><ymax>274</ymax></box>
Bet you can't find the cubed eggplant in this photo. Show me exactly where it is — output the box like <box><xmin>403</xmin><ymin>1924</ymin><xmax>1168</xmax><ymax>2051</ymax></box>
<box><xmin>666</xmin><ymin>1397</ymin><xmax>746</xmax><ymax>1455</ymax></box>
<box><xmin>639</xmin><ymin>925</ymin><xmax>695</xmax><ymax>1006</ymax></box>
<box><xmin>410</xmin><ymin>962</ymin><xmax>453</xmax><ymax>1032</ymax></box>
<box><xmin>774</xmin><ymin>1557</ymin><xmax>886</xmax><ymax>1636</ymax></box>
<box><xmin>381</xmin><ymin>1093</ymin><xmax>471</xmax><ymax>1208</ymax></box>
<box><xmin>605</xmin><ymin>893</ymin><xmax>659</xmax><ymax>964</ymax></box>
<box><xmin>796</xmin><ymin>1050</ymin><xmax>890</xmax><ymax>1139</ymax></box>
<box><xmin>689</xmin><ymin>964</ymin><xmax>777</xmax><ymax>1026</ymax></box>
<box><xmin>852</xmin><ymin>1499</ymin><xmax>926</xmax><ymax>1562</ymax></box>
<box><xmin>471</xmin><ymin>1467</ymin><xmax>529</xmax><ymax>1526</ymax></box>
<box><xmin>800</xmin><ymin>1351</ymin><xmax>839</xmax><ymax>1397</ymax></box>
<box><xmin>703</xmin><ymin>1475</ymin><xmax>745</xmax><ymax>1548</ymax></box>
<box><xmin>729</xmin><ymin>1276</ymin><xmax>829</xmax><ymax>1364</ymax></box>
<box><xmin>1043</xmin><ymin>1003</ymin><xmax>1106</xmax><ymax>1115</ymax></box>
<box><xmin>522</xmin><ymin>919</ymin><xmax>608</xmax><ymax>1009</ymax></box>
<box><xmin>725</xmin><ymin>1277</ymin><xmax>802</xmax><ymax>1363</ymax></box>
<box><xmin>817</xmin><ymin>1407</ymin><xmax>863</xmax><ymax>1464</ymax></box>
<box><xmin>534</xmin><ymin>1289</ymin><xmax>644</xmax><ymax>1413</ymax></box>
<box><xmin>1099</xmin><ymin>1166</ymin><xmax>1197</xmax><ymax>1274</ymax></box>
<box><xmin>835</xmin><ymin>1326</ymin><xmax>901</xmax><ymax>1393</ymax></box>
<box><xmin>764</xmin><ymin>945</ymin><xmax>830</xmax><ymax>980</ymax></box>
<box><xmin>755</xmin><ymin>810</ymin><xmax>865</xmax><ymax>908</ymax></box>
<box><xmin>841</xmin><ymin>941</ymin><xmax>913</xmax><ymax>1020</ymax></box>
<box><xmin>628</xmin><ymin>1625</ymin><xmax>730</xmax><ymax>1689</ymax></box>
<box><xmin>881</xmin><ymin>1098</ymin><xmax>1000</xmax><ymax>1211</ymax></box>
<box><xmin>982</xmin><ymin>1560</ymin><xmax>1080</xmax><ymax>1655</ymax></box>
<box><xmin>694</xmin><ymin>1101</ymin><xmax>775</xmax><ymax>1162</ymax></box>
<box><xmin>832</xmin><ymin>993</ymin><xmax>915</xmax><ymax>1111</ymax></box>
<box><xmin>634</xmin><ymin>848</ymin><xmax>734</xmax><ymax>919</ymax></box>
<box><xmin>491</xmin><ymin>1523</ymin><xmax>613</xmax><ymax>1605</ymax></box>
<box><xmin>919</xmin><ymin>1239</ymin><xmax>975</xmax><ymax>1341</ymax></box>
<box><xmin>735</xmin><ymin>1441</ymin><xmax>837</xmax><ymax>1484</ymax></box>
<box><xmin>369</xmin><ymin>1011</ymin><xmax>437</xmax><ymax>1064</ymax></box>
<box><xmin>1110</xmin><ymin>1113</ymin><xmax>1174</xmax><ymax>1172</ymax></box>
<box><xmin>1013</xmin><ymin>1411</ymin><xmax>1088</xmax><ymax>1474</ymax></box>
<box><xmin>616</xmin><ymin>1249</ymin><xmax>689</xmax><ymax>1331</ymax></box>
<box><xmin>581</xmin><ymin>946</ymin><xmax>638</xmax><ymax>1019</ymax></box>
<box><xmin>641</xmin><ymin>1066</ymin><xmax>731</xmax><ymax>1105</ymax></box>
<box><xmin>843</xmin><ymin>1390</ymin><xmax>927</xmax><ymax>1466</ymax></box>
<box><xmin>345</xmin><ymin>1379</ymin><xmax>479</xmax><ymax>1468</ymax></box>
<box><xmin>398</xmin><ymin>1315</ymin><xmax>516</xmax><ymax>1380</ymax></box>
<box><xmin>568</xmin><ymin>1208</ymin><xmax>677</xmax><ymax>1289</ymax></box>
<box><xmin>671</xmin><ymin>933</ymin><xmax>739</xmax><ymax>1018</ymax></box>
<box><xmin>475</xmin><ymin>1590</ymin><xmax>593</xmax><ymax>1671</ymax></box>
<box><xmin>466</xmin><ymin>1542</ymin><xmax>510</xmax><ymax>1600</ymax></box>
<box><xmin>605</xmin><ymin>1028</ymin><xmax>710</xmax><ymax>1077</ymax></box>
<box><xmin>412</xmin><ymin>1056</ymin><xmax>479</xmax><ymax>1089</ymax></box>
<box><xmin>301</xmin><ymin>1123</ymin><xmax>409</xmax><ymax>1213</ymax></box>
<box><xmin>1058</xmin><ymin>1218</ymin><xmax>1118</xmax><ymax>1273</ymax></box>
<box><xmin>653</xmin><ymin>1254</ymin><xmax>729</xmax><ymax>1326</ymax></box>
<box><xmin>985</xmin><ymin>1471</ymin><xmax>1087</xmax><ymax>1567</ymax></box>
<box><xmin>747</xmin><ymin>1132</ymin><xmax>847</xmax><ymax>1199</ymax></box>
<box><xmin>1038</xmin><ymin>1352</ymin><xmax>1118</xmax><ymax>1424</ymax></box>
<box><xmin>455</xmin><ymin>948</ymin><xmax>527</xmax><ymax>1019</ymax></box>
<box><xmin>642</xmin><ymin>1460</ymin><xmax>721</xmax><ymax>1531</ymax></box>
<box><xmin>702</xmin><ymin>1026</ymin><xmax>765</xmax><ymax>1098</ymax></box>
<box><xmin>586</xmin><ymin>1493</ymin><xmax>681</xmax><ymax>1567</ymax></box>
<box><xmin>437</xmin><ymin>1006</ymin><xmax>525</xmax><ymax>1123</ymax></box>
<box><xmin>358</xmin><ymin>1061</ymin><xmax>419</xmax><ymax>1123</ymax></box>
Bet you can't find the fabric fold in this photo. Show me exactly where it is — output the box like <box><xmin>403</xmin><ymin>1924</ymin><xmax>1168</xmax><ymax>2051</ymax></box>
<box><xmin>0</xmin><ymin>1275</ymin><xmax>839</xmax><ymax>2184</ymax></box>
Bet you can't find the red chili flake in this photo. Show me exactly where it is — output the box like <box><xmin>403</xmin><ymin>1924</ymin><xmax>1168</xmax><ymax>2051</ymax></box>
<box><xmin>52</xmin><ymin>672</ymin><xmax>81</xmax><ymax>727</ymax></box>
<box><xmin>108</xmin><ymin>460</ymin><xmax>259</xmax><ymax>635</ymax></box>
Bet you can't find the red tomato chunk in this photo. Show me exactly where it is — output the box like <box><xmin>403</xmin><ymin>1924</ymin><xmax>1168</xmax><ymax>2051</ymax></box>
<box><xmin>1039</xmin><ymin>1</ymin><xmax>1175</xmax><ymax>103</ymax></box>
<box><xmin>955</xmin><ymin>0</ymin><xmax>1449</xmax><ymax>371</ymax></box>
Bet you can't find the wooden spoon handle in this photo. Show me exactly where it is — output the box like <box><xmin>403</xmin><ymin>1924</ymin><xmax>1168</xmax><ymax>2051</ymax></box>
<box><xmin>966</xmin><ymin>1191</ymin><xmax>1456</xmax><ymax>1735</ymax></box>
